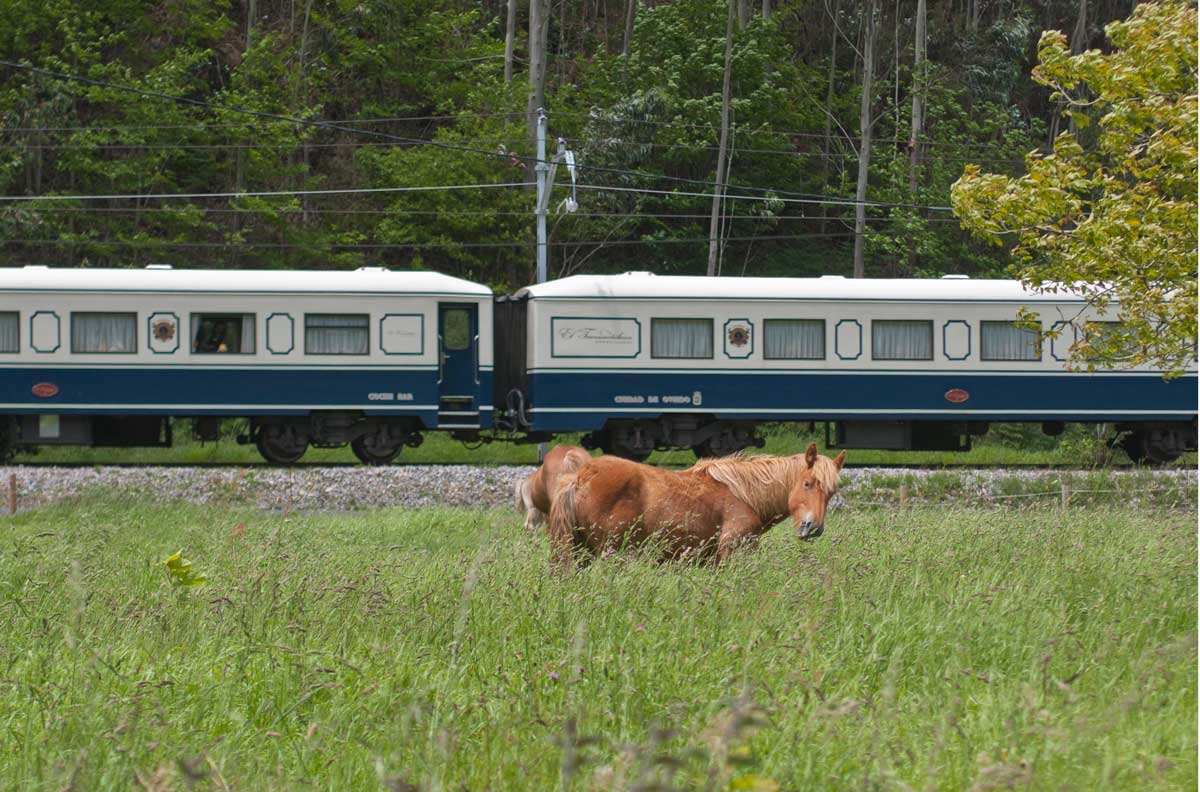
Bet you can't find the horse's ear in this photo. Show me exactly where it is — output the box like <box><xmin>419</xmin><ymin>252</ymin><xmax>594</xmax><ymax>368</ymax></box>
<box><xmin>804</xmin><ymin>442</ymin><xmax>818</xmax><ymax>467</ymax></box>
<box><xmin>833</xmin><ymin>450</ymin><xmax>846</xmax><ymax>470</ymax></box>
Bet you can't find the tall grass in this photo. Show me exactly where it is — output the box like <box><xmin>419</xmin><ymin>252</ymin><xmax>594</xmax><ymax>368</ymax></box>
<box><xmin>0</xmin><ymin>499</ymin><xmax>1194</xmax><ymax>790</ymax></box>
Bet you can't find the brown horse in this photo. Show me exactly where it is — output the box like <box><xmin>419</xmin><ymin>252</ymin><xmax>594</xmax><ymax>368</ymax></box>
<box><xmin>546</xmin><ymin>443</ymin><xmax>845</xmax><ymax>568</ymax></box>
<box><xmin>514</xmin><ymin>444</ymin><xmax>591</xmax><ymax>532</ymax></box>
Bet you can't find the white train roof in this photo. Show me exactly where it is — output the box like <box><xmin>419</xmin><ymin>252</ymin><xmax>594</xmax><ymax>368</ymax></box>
<box><xmin>516</xmin><ymin>272</ymin><xmax>1086</xmax><ymax>303</ymax></box>
<box><xmin>0</xmin><ymin>266</ymin><xmax>492</xmax><ymax>296</ymax></box>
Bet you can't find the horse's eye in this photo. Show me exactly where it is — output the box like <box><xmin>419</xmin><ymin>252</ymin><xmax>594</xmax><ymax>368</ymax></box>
<box><xmin>804</xmin><ymin>481</ymin><xmax>813</xmax><ymax>490</ymax></box>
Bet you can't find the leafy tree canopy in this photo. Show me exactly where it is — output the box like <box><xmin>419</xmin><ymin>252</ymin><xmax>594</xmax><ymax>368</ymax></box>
<box><xmin>952</xmin><ymin>0</ymin><xmax>1197</xmax><ymax>376</ymax></box>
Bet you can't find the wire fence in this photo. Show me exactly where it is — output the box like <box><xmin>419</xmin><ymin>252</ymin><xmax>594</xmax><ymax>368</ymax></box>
<box><xmin>844</xmin><ymin>480</ymin><xmax>1196</xmax><ymax>511</ymax></box>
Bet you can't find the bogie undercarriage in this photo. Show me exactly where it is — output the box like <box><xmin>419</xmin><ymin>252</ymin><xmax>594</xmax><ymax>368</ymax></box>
<box><xmin>0</xmin><ymin>413</ymin><xmax>1193</xmax><ymax>465</ymax></box>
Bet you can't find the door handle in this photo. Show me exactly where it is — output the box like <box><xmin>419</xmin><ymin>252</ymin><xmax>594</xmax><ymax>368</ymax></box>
<box><xmin>473</xmin><ymin>334</ymin><xmax>480</xmax><ymax>385</ymax></box>
<box><xmin>437</xmin><ymin>333</ymin><xmax>444</xmax><ymax>384</ymax></box>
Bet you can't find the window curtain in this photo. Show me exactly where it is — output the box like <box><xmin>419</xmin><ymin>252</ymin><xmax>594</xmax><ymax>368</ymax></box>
<box><xmin>239</xmin><ymin>314</ymin><xmax>256</xmax><ymax>353</ymax></box>
<box><xmin>72</xmin><ymin>312</ymin><xmax>136</xmax><ymax>353</ymax></box>
<box><xmin>764</xmin><ymin>319</ymin><xmax>824</xmax><ymax>360</ymax></box>
<box><xmin>872</xmin><ymin>320</ymin><xmax>932</xmax><ymax>360</ymax></box>
<box><xmin>306</xmin><ymin>314</ymin><xmax>368</xmax><ymax>354</ymax></box>
<box><xmin>981</xmin><ymin>321</ymin><xmax>1039</xmax><ymax>360</ymax></box>
<box><xmin>652</xmin><ymin>319</ymin><xmax>712</xmax><ymax>359</ymax></box>
<box><xmin>0</xmin><ymin>313</ymin><xmax>17</xmax><ymax>353</ymax></box>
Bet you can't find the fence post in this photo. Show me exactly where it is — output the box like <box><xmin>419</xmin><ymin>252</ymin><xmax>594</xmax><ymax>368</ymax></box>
<box><xmin>899</xmin><ymin>483</ymin><xmax>909</xmax><ymax>508</ymax></box>
<box><xmin>7</xmin><ymin>473</ymin><xmax>15</xmax><ymax>516</ymax></box>
<box><xmin>1059</xmin><ymin>476</ymin><xmax>1070</xmax><ymax>511</ymax></box>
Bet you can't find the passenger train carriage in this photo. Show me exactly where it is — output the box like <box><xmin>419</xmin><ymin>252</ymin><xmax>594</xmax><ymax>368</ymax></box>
<box><xmin>0</xmin><ymin>266</ymin><xmax>1194</xmax><ymax>464</ymax></box>
<box><xmin>0</xmin><ymin>266</ymin><xmax>493</xmax><ymax>463</ymax></box>
<box><xmin>494</xmin><ymin>272</ymin><xmax>1197</xmax><ymax>462</ymax></box>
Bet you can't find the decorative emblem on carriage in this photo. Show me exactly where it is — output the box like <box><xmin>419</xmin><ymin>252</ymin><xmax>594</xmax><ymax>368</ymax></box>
<box><xmin>152</xmin><ymin>318</ymin><xmax>176</xmax><ymax>342</ymax></box>
<box><xmin>727</xmin><ymin>324</ymin><xmax>750</xmax><ymax>347</ymax></box>
<box><xmin>944</xmin><ymin>388</ymin><xmax>970</xmax><ymax>404</ymax></box>
<box><xmin>31</xmin><ymin>382</ymin><xmax>58</xmax><ymax>398</ymax></box>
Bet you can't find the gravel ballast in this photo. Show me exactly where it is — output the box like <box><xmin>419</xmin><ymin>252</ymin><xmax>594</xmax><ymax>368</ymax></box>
<box><xmin>0</xmin><ymin>464</ymin><xmax>1194</xmax><ymax>514</ymax></box>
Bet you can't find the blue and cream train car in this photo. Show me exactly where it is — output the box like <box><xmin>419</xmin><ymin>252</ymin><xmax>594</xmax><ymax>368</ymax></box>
<box><xmin>493</xmin><ymin>272</ymin><xmax>1197</xmax><ymax>462</ymax></box>
<box><xmin>0</xmin><ymin>266</ymin><xmax>493</xmax><ymax>463</ymax></box>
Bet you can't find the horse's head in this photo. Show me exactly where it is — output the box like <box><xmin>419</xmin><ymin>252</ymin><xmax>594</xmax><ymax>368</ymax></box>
<box><xmin>788</xmin><ymin>443</ymin><xmax>845</xmax><ymax>540</ymax></box>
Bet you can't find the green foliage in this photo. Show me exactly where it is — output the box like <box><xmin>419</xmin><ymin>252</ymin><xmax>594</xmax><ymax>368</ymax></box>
<box><xmin>160</xmin><ymin>549</ymin><xmax>206</xmax><ymax>586</ymax></box>
<box><xmin>0</xmin><ymin>0</ymin><xmax>1180</xmax><ymax>286</ymax></box>
<box><xmin>952</xmin><ymin>1</ymin><xmax>1198</xmax><ymax>375</ymax></box>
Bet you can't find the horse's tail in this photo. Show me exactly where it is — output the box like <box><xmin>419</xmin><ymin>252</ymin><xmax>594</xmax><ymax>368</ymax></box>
<box><xmin>547</xmin><ymin>473</ymin><xmax>581</xmax><ymax>567</ymax></box>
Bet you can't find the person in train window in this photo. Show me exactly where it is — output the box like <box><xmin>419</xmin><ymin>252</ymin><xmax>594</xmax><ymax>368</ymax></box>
<box><xmin>194</xmin><ymin>320</ymin><xmax>213</xmax><ymax>353</ymax></box>
<box><xmin>194</xmin><ymin>319</ymin><xmax>230</xmax><ymax>353</ymax></box>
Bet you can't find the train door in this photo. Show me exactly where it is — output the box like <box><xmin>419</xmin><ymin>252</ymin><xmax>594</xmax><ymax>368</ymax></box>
<box><xmin>437</xmin><ymin>303</ymin><xmax>480</xmax><ymax>428</ymax></box>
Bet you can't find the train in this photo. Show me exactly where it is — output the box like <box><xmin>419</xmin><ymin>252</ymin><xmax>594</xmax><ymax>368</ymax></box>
<box><xmin>0</xmin><ymin>265</ymin><xmax>1195</xmax><ymax>464</ymax></box>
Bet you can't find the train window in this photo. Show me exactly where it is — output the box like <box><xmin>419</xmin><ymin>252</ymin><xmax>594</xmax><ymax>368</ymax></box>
<box><xmin>306</xmin><ymin>314</ymin><xmax>369</xmax><ymax>355</ymax></box>
<box><xmin>1080</xmin><ymin>320</ymin><xmax>1127</xmax><ymax>360</ymax></box>
<box><xmin>981</xmin><ymin>320</ymin><xmax>1040</xmax><ymax>361</ymax></box>
<box><xmin>872</xmin><ymin>320</ymin><xmax>933</xmax><ymax>360</ymax></box>
<box><xmin>71</xmin><ymin>312</ymin><xmax>137</xmax><ymax>354</ymax></box>
<box><xmin>0</xmin><ymin>312</ymin><xmax>17</xmax><ymax>353</ymax></box>
<box><xmin>192</xmin><ymin>313</ymin><xmax>256</xmax><ymax>354</ymax></box>
<box><xmin>442</xmin><ymin>309</ymin><xmax>470</xmax><ymax>351</ymax></box>
<box><xmin>651</xmin><ymin>318</ymin><xmax>713</xmax><ymax>359</ymax></box>
<box><xmin>764</xmin><ymin>319</ymin><xmax>824</xmax><ymax>360</ymax></box>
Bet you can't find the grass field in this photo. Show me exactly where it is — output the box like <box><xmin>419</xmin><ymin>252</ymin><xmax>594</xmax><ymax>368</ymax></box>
<box><xmin>1</xmin><ymin>498</ymin><xmax>1195</xmax><ymax>790</ymax></box>
<box><xmin>12</xmin><ymin>421</ymin><xmax>1197</xmax><ymax>467</ymax></box>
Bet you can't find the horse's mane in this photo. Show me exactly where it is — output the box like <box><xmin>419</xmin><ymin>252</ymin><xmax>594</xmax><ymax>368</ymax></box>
<box><xmin>691</xmin><ymin>452</ymin><xmax>841</xmax><ymax>520</ymax></box>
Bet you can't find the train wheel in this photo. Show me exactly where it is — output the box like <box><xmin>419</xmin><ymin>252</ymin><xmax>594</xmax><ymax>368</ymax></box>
<box><xmin>256</xmin><ymin>425</ymin><xmax>308</xmax><ymax>464</ymax></box>
<box><xmin>351</xmin><ymin>436</ymin><xmax>402</xmax><ymax>465</ymax></box>
<box><xmin>1121</xmin><ymin>429</ymin><xmax>1183</xmax><ymax>465</ymax></box>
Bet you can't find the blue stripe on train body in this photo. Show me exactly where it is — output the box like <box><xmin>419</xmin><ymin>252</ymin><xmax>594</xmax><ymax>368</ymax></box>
<box><xmin>0</xmin><ymin>367</ymin><xmax>495</xmax><ymax>429</ymax></box>
<box><xmin>524</xmin><ymin>370</ymin><xmax>1199</xmax><ymax>431</ymax></box>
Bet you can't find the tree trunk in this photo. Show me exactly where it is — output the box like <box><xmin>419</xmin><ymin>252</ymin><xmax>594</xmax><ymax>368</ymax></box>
<box><xmin>907</xmin><ymin>0</ymin><xmax>926</xmax><ymax>270</ymax></box>
<box><xmin>527</xmin><ymin>0</ymin><xmax>548</xmax><ymax>175</ymax></box>
<box><xmin>819</xmin><ymin>0</ymin><xmax>840</xmax><ymax>236</ymax></box>
<box><xmin>1048</xmin><ymin>0</ymin><xmax>1087</xmax><ymax>144</ymax></box>
<box><xmin>761</xmin><ymin>0</ymin><xmax>770</xmax><ymax>19</ymax></box>
<box><xmin>622</xmin><ymin>0</ymin><xmax>636</xmax><ymax>56</ymax></box>
<box><xmin>706</xmin><ymin>0</ymin><xmax>736</xmax><ymax>277</ymax></box>
<box><xmin>1067</xmin><ymin>0</ymin><xmax>1087</xmax><ymax>136</ymax></box>
<box><xmin>852</xmin><ymin>0</ymin><xmax>878</xmax><ymax>279</ymax></box>
<box><xmin>505</xmin><ymin>0</ymin><xmax>517</xmax><ymax>82</ymax></box>
<box><xmin>737</xmin><ymin>0</ymin><xmax>749</xmax><ymax>30</ymax></box>
<box><xmin>893</xmin><ymin>2</ymin><xmax>900</xmax><ymax>149</ymax></box>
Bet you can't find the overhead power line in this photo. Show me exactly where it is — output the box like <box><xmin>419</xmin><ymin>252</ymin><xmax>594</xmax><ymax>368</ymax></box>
<box><xmin>578</xmin><ymin>183</ymin><xmax>953</xmax><ymax>212</ymax></box>
<box><xmin>553</xmin><ymin>111</ymin><xmax>1043</xmax><ymax>153</ymax></box>
<box><xmin>0</xmin><ymin>182</ymin><xmax>954</xmax><ymax>212</ymax></box>
<box><xmin>0</xmin><ymin>112</ymin><xmax>525</xmax><ymax>132</ymax></box>
<box><xmin>3</xmin><ymin>205</ymin><xmax>967</xmax><ymax>222</ymax></box>
<box><xmin>0</xmin><ymin>182</ymin><xmax>524</xmax><ymax>203</ymax></box>
<box><xmin>0</xmin><ymin>229</ymin><xmax>914</xmax><ymax>250</ymax></box>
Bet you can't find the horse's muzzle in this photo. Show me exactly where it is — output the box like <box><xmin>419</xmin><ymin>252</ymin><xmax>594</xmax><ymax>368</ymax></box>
<box><xmin>796</xmin><ymin>521</ymin><xmax>824</xmax><ymax>540</ymax></box>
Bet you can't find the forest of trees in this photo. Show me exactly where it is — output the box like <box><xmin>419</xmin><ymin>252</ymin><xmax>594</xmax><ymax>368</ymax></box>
<box><xmin>0</xmin><ymin>0</ymin><xmax>1157</xmax><ymax>291</ymax></box>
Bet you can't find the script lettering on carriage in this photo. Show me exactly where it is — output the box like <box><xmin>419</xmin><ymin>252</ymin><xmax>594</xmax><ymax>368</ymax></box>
<box><xmin>551</xmin><ymin>317</ymin><xmax>641</xmax><ymax>358</ymax></box>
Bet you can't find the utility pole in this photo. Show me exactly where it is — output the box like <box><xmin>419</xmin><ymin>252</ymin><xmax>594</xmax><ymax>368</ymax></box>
<box><xmin>535</xmin><ymin>109</ymin><xmax>549</xmax><ymax>285</ymax></box>
<box><xmin>533</xmin><ymin>110</ymin><xmax>577</xmax><ymax>461</ymax></box>
<box><xmin>706</xmin><ymin>0</ymin><xmax>735</xmax><ymax>277</ymax></box>
<box><xmin>534</xmin><ymin>110</ymin><xmax>578</xmax><ymax>287</ymax></box>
